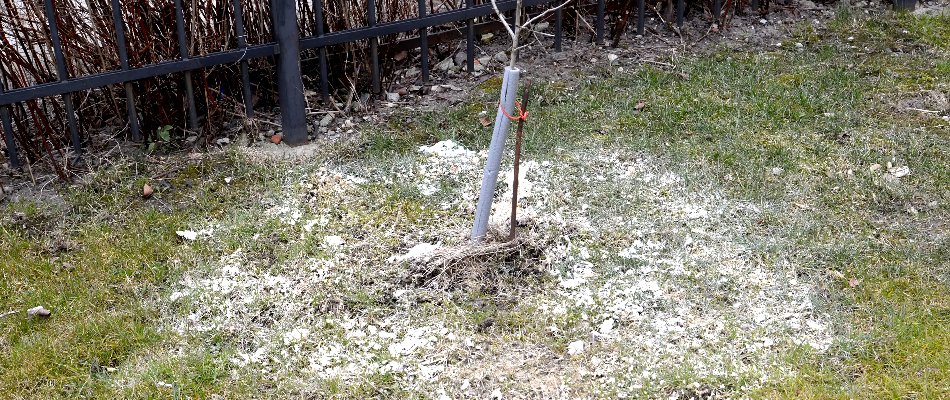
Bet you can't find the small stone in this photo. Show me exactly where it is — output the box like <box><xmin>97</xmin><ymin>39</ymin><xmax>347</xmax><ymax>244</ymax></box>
<box><xmin>27</xmin><ymin>306</ymin><xmax>51</xmax><ymax>318</ymax></box>
<box><xmin>454</xmin><ymin>52</ymin><xmax>467</xmax><ymax>66</ymax></box>
<box><xmin>435</xmin><ymin>57</ymin><xmax>454</xmax><ymax>72</ymax></box>
<box><xmin>607</xmin><ymin>53</ymin><xmax>619</xmax><ymax>63</ymax></box>
<box><xmin>396</xmin><ymin>87</ymin><xmax>409</xmax><ymax>96</ymax></box>
<box><xmin>393</xmin><ymin>50</ymin><xmax>408</xmax><ymax>62</ymax></box>
<box><xmin>770</xmin><ymin>167</ymin><xmax>784</xmax><ymax>175</ymax></box>
<box><xmin>429</xmin><ymin>85</ymin><xmax>443</xmax><ymax>93</ymax></box>
<box><xmin>493</xmin><ymin>51</ymin><xmax>509</xmax><ymax>64</ymax></box>
<box><xmin>535</xmin><ymin>22</ymin><xmax>550</xmax><ymax>31</ymax></box>
<box><xmin>888</xmin><ymin>165</ymin><xmax>911</xmax><ymax>178</ymax></box>
<box><xmin>386</xmin><ymin>92</ymin><xmax>401</xmax><ymax>102</ymax></box>
<box><xmin>869</xmin><ymin>163</ymin><xmax>882</xmax><ymax>172</ymax></box>
<box><xmin>319</xmin><ymin>114</ymin><xmax>334</xmax><ymax>127</ymax></box>
<box><xmin>478</xmin><ymin>56</ymin><xmax>492</xmax><ymax>67</ymax></box>
<box><xmin>270</xmin><ymin>134</ymin><xmax>282</xmax><ymax>144</ymax></box>
<box><xmin>142</xmin><ymin>183</ymin><xmax>154</xmax><ymax>199</ymax></box>
<box><xmin>481</xmin><ymin>33</ymin><xmax>494</xmax><ymax>43</ymax></box>
<box><xmin>795</xmin><ymin>42</ymin><xmax>804</xmax><ymax>48</ymax></box>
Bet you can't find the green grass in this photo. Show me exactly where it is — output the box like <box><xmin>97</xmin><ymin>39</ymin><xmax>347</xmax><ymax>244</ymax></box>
<box><xmin>2</xmin><ymin>7</ymin><xmax>949</xmax><ymax>399</ymax></box>
<box><xmin>362</xmin><ymin>8</ymin><xmax>950</xmax><ymax>398</ymax></box>
<box><xmin>0</xmin><ymin>152</ymin><xmax>276</xmax><ymax>399</ymax></box>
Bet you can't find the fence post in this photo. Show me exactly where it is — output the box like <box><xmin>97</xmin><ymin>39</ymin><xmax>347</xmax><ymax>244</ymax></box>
<box><xmin>0</xmin><ymin>68</ymin><xmax>18</xmax><ymax>168</ymax></box>
<box><xmin>273</xmin><ymin>0</ymin><xmax>308</xmax><ymax>145</ymax></box>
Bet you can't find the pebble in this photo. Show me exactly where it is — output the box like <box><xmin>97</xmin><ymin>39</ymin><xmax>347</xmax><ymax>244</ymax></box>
<box><xmin>454</xmin><ymin>52</ymin><xmax>467</xmax><ymax>66</ymax></box>
<box><xmin>435</xmin><ymin>57</ymin><xmax>454</xmax><ymax>72</ymax></box>
<box><xmin>27</xmin><ymin>306</ymin><xmax>51</xmax><ymax>318</ymax></box>
<box><xmin>493</xmin><ymin>51</ymin><xmax>509</xmax><ymax>64</ymax></box>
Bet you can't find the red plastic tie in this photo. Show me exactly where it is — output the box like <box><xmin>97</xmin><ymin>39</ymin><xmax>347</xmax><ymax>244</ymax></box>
<box><xmin>498</xmin><ymin>99</ymin><xmax>529</xmax><ymax>121</ymax></box>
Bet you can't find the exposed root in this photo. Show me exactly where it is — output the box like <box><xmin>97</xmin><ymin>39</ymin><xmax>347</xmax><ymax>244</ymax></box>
<box><xmin>403</xmin><ymin>227</ymin><xmax>549</xmax><ymax>294</ymax></box>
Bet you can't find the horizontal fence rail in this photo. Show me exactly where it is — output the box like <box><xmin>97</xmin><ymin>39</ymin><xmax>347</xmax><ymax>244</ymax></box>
<box><xmin>1</xmin><ymin>0</ymin><xmax>763</xmax><ymax>170</ymax></box>
<box><xmin>0</xmin><ymin>0</ymin><xmax>558</xmax><ymax>107</ymax></box>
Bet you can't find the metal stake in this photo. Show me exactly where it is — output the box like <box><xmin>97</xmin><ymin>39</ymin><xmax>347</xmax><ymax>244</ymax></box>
<box><xmin>509</xmin><ymin>80</ymin><xmax>533</xmax><ymax>241</ymax></box>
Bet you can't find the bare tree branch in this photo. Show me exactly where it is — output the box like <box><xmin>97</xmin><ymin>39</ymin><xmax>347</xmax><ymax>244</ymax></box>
<box><xmin>489</xmin><ymin>0</ymin><xmax>517</xmax><ymax>43</ymax></box>
<box><xmin>490</xmin><ymin>0</ymin><xmax>575</xmax><ymax>67</ymax></box>
<box><xmin>521</xmin><ymin>0</ymin><xmax>573</xmax><ymax>28</ymax></box>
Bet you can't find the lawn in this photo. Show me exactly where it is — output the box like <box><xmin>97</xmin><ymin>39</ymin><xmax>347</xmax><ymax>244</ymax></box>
<box><xmin>1</xmin><ymin>6</ymin><xmax>948</xmax><ymax>399</ymax></box>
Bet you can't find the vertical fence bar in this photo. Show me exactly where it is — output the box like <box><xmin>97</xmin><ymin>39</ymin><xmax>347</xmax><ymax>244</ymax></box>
<box><xmin>713</xmin><ymin>0</ymin><xmax>721</xmax><ymax>24</ymax></box>
<box><xmin>368</xmin><ymin>0</ymin><xmax>380</xmax><ymax>95</ymax></box>
<box><xmin>173</xmin><ymin>0</ymin><xmax>200</xmax><ymax>130</ymax></box>
<box><xmin>110</xmin><ymin>0</ymin><xmax>141</xmax><ymax>141</ymax></box>
<box><xmin>596</xmin><ymin>0</ymin><xmax>605</xmax><ymax>44</ymax></box>
<box><xmin>637</xmin><ymin>0</ymin><xmax>645</xmax><ymax>35</ymax></box>
<box><xmin>273</xmin><ymin>0</ymin><xmax>307</xmax><ymax>145</ymax></box>
<box><xmin>0</xmin><ymin>107</ymin><xmax>15</xmax><ymax>168</ymax></box>
<box><xmin>750</xmin><ymin>0</ymin><xmax>758</xmax><ymax>14</ymax></box>
<box><xmin>313</xmin><ymin>0</ymin><xmax>330</xmax><ymax>103</ymax></box>
<box><xmin>0</xmin><ymin>73</ymin><xmax>16</xmax><ymax>168</ymax></box>
<box><xmin>676</xmin><ymin>0</ymin><xmax>685</xmax><ymax>29</ymax></box>
<box><xmin>418</xmin><ymin>0</ymin><xmax>429</xmax><ymax>83</ymax></box>
<box><xmin>554</xmin><ymin>6</ymin><xmax>563</xmax><ymax>51</ymax></box>
<box><xmin>234</xmin><ymin>0</ymin><xmax>254</xmax><ymax>116</ymax></box>
<box><xmin>466</xmin><ymin>0</ymin><xmax>475</xmax><ymax>72</ymax></box>
<box><xmin>43</xmin><ymin>0</ymin><xmax>81</xmax><ymax>158</ymax></box>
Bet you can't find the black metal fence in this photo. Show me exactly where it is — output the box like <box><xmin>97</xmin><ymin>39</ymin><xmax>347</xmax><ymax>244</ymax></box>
<box><xmin>0</xmin><ymin>0</ymin><xmax>744</xmax><ymax>170</ymax></box>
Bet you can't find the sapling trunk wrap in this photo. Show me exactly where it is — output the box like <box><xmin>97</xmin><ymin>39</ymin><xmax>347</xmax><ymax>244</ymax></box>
<box><xmin>472</xmin><ymin>66</ymin><xmax>521</xmax><ymax>241</ymax></box>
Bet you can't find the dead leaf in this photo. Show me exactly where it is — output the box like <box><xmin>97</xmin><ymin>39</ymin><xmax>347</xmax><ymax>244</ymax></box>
<box><xmin>271</xmin><ymin>134</ymin><xmax>283</xmax><ymax>144</ymax></box>
<box><xmin>393</xmin><ymin>50</ymin><xmax>408</xmax><ymax>62</ymax></box>
<box><xmin>829</xmin><ymin>270</ymin><xmax>846</xmax><ymax>280</ymax></box>
<box><xmin>142</xmin><ymin>184</ymin><xmax>154</xmax><ymax>199</ymax></box>
<box><xmin>479</xmin><ymin>116</ymin><xmax>492</xmax><ymax>127</ymax></box>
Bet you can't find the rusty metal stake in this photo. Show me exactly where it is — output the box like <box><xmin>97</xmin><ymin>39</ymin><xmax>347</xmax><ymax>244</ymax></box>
<box><xmin>509</xmin><ymin>80</ymin><xmax>533</xmax><ymax>241</ymax></box>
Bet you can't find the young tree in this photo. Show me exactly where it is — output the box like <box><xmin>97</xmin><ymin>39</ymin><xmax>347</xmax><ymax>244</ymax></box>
<box><xmin>471</xmin><ymin>0</ymin><xmax>572</xmax><ymax>242</ymax></box>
